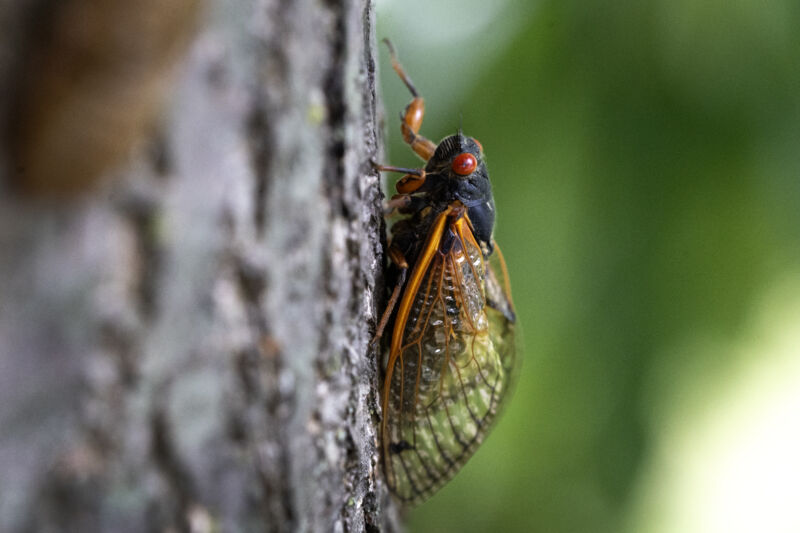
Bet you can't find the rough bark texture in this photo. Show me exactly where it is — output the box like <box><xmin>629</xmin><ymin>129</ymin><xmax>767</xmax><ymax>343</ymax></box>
<box><xmin>0</xmin><ymin>0</ymin><xmax>398</xmax><ymax>531</ymax></box>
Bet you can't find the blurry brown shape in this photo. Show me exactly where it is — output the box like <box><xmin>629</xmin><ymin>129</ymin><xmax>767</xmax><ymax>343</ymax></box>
<box><xmin>10</xmin><ymin>0</ymin><xmax>203</xmax><ymax>196</ymax></box>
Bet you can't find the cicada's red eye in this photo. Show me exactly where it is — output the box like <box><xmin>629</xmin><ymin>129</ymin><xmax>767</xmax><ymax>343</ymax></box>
<box><xmin>451</xmin><ymin>152</ymin><xmax>477</xmax><ymax>176</ymax></box>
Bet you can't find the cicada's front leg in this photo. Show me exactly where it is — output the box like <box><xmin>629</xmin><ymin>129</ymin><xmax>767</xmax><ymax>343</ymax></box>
<box><xmin>383</xmin><ymin>39</ymin><xmax>437</xmax><ymax>161</ymax></box>
<box><xmin>384</xmin><ymin>194</ymin><xmax>412</xmax><ymax>216</ymax></box>
<box><xmin>373</xmin><ymin>163</ymin><xmax>428</xmax><ymax>214</ymax></box>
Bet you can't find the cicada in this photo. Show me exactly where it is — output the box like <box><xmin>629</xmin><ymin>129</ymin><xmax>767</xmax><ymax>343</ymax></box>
<box><xmin>374</xmin><ymin>40</ymin><xmax>518</xmax><ymax>505</ymax></box>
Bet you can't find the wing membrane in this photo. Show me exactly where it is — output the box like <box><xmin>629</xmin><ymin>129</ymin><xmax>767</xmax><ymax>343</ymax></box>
<box><xmin>382</xmin><ymin>211</ymin><xmax>517</xmax><ymax>504</ymax></box>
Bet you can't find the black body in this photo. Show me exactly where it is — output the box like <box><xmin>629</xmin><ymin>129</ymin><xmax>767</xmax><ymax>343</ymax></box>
<box><xmin>390</xmin><ymin>132</ymin><xmax>496</xmax><ymax>265</ymax></box>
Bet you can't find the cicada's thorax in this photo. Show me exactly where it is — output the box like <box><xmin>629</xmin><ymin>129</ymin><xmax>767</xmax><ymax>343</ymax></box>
<box><xmin>390</xmin><ymin>132</ymin><xmax>497</xmax><ymax>266</ymax></box>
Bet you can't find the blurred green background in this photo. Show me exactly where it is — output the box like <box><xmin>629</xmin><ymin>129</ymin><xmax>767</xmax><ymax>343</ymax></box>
<box><xmin>376</xmin><ymin>1</ymin><xmax>800</xmax><ymax>532</ymax></box>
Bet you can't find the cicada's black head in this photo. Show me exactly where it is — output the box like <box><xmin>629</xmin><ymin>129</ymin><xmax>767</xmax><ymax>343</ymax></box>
<box><xmin>426</xmin><ymin>131</ymin><xmax>484</xmax><ymax>179</ymax></box>
<box><xmin>424</xmin><ymin>131</ymin><xmax>496</xmax><ymax>251</ymax></box>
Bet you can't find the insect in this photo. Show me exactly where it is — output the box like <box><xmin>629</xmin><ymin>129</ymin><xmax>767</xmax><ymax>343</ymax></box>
<box><xmin>374</xmin><ymin>39</ymin><xmax>518</xmax><ymax>505</ymax></box>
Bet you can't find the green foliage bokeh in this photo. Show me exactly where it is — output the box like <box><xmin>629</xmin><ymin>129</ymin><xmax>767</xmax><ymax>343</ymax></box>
<box><xmin>377</xmin><ymin>1</ymin><xmax>800</xmax><ymax>531</ymax></box>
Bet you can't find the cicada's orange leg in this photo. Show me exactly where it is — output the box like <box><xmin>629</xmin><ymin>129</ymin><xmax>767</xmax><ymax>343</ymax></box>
<box><xmin>383</xmin><ymin>39</ymin><xmax>437</xmax><ymax>161</ymax></box>
<box><xmin>370</xmin><ymin>244</ymin><xmax>409</xmax><ymax>349</ymax></box>
<box><xmin>374</xmin><ymin>164</ymin><xmax>427</xmax><ymax>210</ymax></box>
<box><xmin>384</xmin><ymin>194</ymin><xmax>412</xmax><ymax>216</ymax></box>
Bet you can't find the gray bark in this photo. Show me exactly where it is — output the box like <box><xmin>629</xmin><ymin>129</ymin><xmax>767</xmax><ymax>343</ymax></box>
<box><xmin>0</xmin><ymin>0</ymin><xmax>398</xmax><ymax>531</ymax></box>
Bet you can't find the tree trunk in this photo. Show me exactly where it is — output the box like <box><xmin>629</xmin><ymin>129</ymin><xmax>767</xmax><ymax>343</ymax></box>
<box><xmin>0</xmin><ymin>0</ymin><xmax>398</xmax><ymax>531</ymax></box>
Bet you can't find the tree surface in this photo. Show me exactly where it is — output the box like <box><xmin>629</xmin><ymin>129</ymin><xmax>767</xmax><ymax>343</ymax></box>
<box><xmin>0</xmin><ymin>0</ymin><xmax>397</xmax><ymax>530</ymax></box>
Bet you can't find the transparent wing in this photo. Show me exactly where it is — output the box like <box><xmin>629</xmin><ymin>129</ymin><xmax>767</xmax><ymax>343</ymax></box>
<box><xmin>486</xmin><ymin>242</ymin><xmax>519</xmax><ymax>389</ymax></box>
<box><xmin>382</xmin><ymin>215</ymin><xmax>517</xmax><ymax>504</ymax></box>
